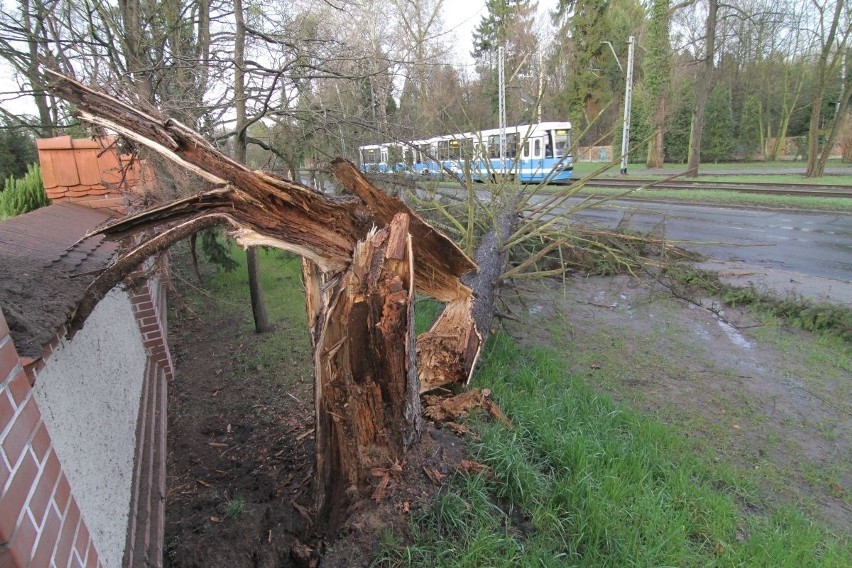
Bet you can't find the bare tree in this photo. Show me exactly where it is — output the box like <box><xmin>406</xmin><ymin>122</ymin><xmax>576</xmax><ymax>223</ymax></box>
<box><xmin>805</xmin><ymin>0</ymin><xmax>850</xmax><ymax>176</ymax></box>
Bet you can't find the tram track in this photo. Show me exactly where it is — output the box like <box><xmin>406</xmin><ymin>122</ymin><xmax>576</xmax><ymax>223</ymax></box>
<box><xmin>580</xmin><ymin>178</ymin><xmax>852</xmax><ymax>198</ymax></box>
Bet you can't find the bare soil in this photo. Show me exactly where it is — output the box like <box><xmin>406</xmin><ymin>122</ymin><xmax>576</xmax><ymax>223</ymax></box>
<box><xmin>509</xmin><ymin>274</ymin><xmax>851</xmax><ymax>534</ymax></box>
<box><xmin>163</xmin><ymin>264</ymin><xmax>468</xmax><ymax>568</ymax></box>
<box><xmin>163</xmin><ymin>265</ymin><xmax>851</xmax><ymax>566</ymax></box>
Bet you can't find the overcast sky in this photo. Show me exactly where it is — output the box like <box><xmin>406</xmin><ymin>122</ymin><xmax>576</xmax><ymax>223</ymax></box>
<box><xmin>442</xmin><ymin>0</ymin><xmax>559</xmax><ymax>67</ymax></box>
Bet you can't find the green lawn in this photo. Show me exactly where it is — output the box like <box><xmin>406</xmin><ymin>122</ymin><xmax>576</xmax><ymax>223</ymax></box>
<box><xmin>377</xmin><ymin>334</ymin><xmax>850</xmax><ymax>567</ymax></box>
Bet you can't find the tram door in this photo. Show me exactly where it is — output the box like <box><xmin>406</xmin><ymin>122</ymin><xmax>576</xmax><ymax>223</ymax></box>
<box><xmin>530</xmin><ymin>137</ymin><xmax>544</xmax><ymax>178</ymax></box>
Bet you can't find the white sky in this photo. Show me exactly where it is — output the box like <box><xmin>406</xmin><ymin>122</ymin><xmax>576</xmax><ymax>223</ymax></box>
<box><xmin>441</xmin><ymin>0</ymin><xmax>559</xmax><ymax>67</ymax></box>
<box><xmin>0</xmin><ymin>0</ymin><xmax>561</xmax><ymax>118</ymax></box>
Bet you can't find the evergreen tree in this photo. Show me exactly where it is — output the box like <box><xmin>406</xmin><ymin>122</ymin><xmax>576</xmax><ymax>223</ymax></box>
<box><xmin>701</xmin><ymin>84</ymin><xmax>734</xmax><ymax>163</ymax></box>
<box><xmin>643</xmin><ymin>0</ymin><xmax>671</xmax><ymax>167</ymax></box>
<box><xmin>0</xmin><ymin>119</ymin><xmax>39</xmax><ymax>182</ymax></box>
<box><xmin>665</xmin><ymin>80</ymin><xmax>695</xmax><ymax>163</ymax></box>
<box><xmin>471</xmin><ymin>0</ymin><xmax>532</xmax><ymax>60</ymax></box>
<box><xmin>738</xmin><ymin>94</ymin><xmax>762</xmax><ymax>159</ymax></box>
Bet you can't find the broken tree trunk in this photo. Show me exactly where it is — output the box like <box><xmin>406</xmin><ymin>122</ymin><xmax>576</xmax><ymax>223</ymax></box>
<box><xmin>44</xmin><ymin>72</ymin><xmax>486</xmax><ymax>531</ymax></box>
<box><xmin>303</xmin><ymin>213</ymin><xmax>420</xmax><ymax>531</ymax></box>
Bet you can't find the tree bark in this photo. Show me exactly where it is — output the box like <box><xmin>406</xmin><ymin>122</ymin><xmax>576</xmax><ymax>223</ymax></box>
<box><xmin>686</xmin><ymin>0</ymin><xmax>718</xmax><ymax>177</ymax></box>
<box><xmin>806</xmin><ymin>0</ymin><xmax>846</xmax><ymax>177</ymax></box>
<box><xmin>304</xmin><ymin>213</ymin><xmax>421</xmax><ymax>532</ymax></box>
<box><xmin>45</xmin><ymin>73</ymin><xmax>487</xmax><ymax>534</ymax></box>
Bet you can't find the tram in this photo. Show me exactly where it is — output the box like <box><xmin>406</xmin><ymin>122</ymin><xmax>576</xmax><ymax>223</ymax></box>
<box><xmin>358</xmin><ymin>121</ymin><xmax>573</xmax><ymax>184</ymax></box>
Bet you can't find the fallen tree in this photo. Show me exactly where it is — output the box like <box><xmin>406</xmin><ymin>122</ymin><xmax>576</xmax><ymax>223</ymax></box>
<box><xmin>46</xmin><ymin>71</ymin><xmax>488</xmax><ymax>531</ymax></box>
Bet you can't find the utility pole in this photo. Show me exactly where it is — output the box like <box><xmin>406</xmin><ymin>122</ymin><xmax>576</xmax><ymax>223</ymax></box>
<box><xmin>498</xmin><ymin>46</ymin><xmax>507</xmax><ymax>171</ymax></box>
<box><xmin>537</xmin><ymin>50</ymin><xmax>543</xmax><ymax>123</ymax></box>
<box><xmin>620</xmin><ymin>35</ymin><xmax>635</xmax><ymax>175</ymax></box>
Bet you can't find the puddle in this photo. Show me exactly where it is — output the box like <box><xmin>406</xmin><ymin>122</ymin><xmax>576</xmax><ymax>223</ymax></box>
<box><xmin>717</xmin><ymin>318</ymin><xmax>752</xmax><ymax>350</ymax></box>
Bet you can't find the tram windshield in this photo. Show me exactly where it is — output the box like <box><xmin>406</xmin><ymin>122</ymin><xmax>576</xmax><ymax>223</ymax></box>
<box><xmin>552</xmin><ymin>129</ymin><xmax>571</xmax><ymax>158</ymax></box>
<box><xmin>361</xmin><ymin>147</ymin><xmax>380</xmax><ymax>164</ymax></box>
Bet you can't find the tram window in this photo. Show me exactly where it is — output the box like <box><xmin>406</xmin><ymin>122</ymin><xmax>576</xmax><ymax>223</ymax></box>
<box><xmin>488</xmin><ymin>135</ymin><xmax>500</xmax><ymax>158</ymax></box>
<box><xmin>449</xmin><ymin>139</ymin><xmax>461</xmax><ymax>159</ymax></box>
<box><xmin>418</xmin><ymin>144</ymin><xmax>430</xmax><ymax>162</ymax></box>
<box><xmin>523</xmin><ymin>140</ymin><xmax>530</xmax><ymax>158</ymax></box>
<box><xmin>506</xmin><ymin>133</ymin><xmax>519</xmax><ymax>158</ymax></box>
<box><xmin>362</xmin><ymin>148</ymin><xmax>380</xmax><ymax>163</ymax></box>
<box><xmin>553</xmin><ymin>129</ymin><xmax>571</xmax><ymax>158</ymax></box>
<box><xmin>535</xmin><ymin>139</ymin><xmax>541</xmax><ymax>156</ymax></box>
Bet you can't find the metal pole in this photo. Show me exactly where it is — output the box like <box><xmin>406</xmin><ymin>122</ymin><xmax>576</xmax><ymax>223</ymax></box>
<box><xmin>620</xmin><ymin>36</ymin><xmax>635</xmax><ymax>175</ymax></box>
<box><xmin>537</xmin><ymin>50</ymin><xmax>543</xmax><ymax>123</ymax></box>
<box><xmin>498</xmin><ymin>46</ymin><xmax>507</xmax><ymax>170</ymax></box>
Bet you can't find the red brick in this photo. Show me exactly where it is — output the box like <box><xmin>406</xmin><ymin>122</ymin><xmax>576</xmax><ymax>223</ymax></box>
<box><xmin>52</xmin><ymin>475</ymin><xmax>71</xmax><ymax>515</ymax></box>
<box><xmin>68</xmin><ymin>551</ymin><xmax>84</xmax><ymax>568</ymax></box>
<box><xmin>131</xmin><ymin>300</ymin><xmax>154</xmax><ymax>311</ymax></box>
<box><xmin>5</xmin><ymin>372</ymin><xmax>30</xmax><ymax>408</ymax></box>
<box><xmin>6</xmin><ymin>511</ymin><xmax>37</xmax><ymax>566</ymax></box>
<box><xmin>139</xmin><ymin>324</ymin><xmax>161</xmax><ymax>335</ymax></box>
<box><xmin>0</xmin><ymin>342</ymin><xmax>18</xmax><ymax>380</ymax></box>
<box><xmin>30</xmin><ymin>423</ymin><xmax>50</xmax><ymax>465</ymax></box>
<box><xmin>0</xmin><ymin>451</ymin><xmax>37</xmax><ymax>542</ymax></box>
<box><xmin>30</xmin><ymin>508</ymin><xmax>60</xmax><ymax>568</ymax></box>
<box><xmin>1</xmin><ymin>399</ymin><xmax>39</xmax><ymax>469</ymax></box>
<box><xmin>133</xmin><ymin>308</ymin><xmax>156</xmax><ymax>320</ymax></box>
<box><xmin>28</xmin><ymin>451</ymin><xmax>59</xmax><ymax>524</ymax></box>
<box><xmin>0</xmin><ymin>547</ymin><xmax>15</xmax><ymax>568</ymax></box>
<box><xmin>84</xmin><ymin>541</ymin><xmax>97</xmax><ymax>568</ymax></box>
<box><xmin>0</xmin><ymin>455</ymin><xmax>10</xmax><ymax>493</ymax></box>
<box><xmin>72</xmin><ymin>521</ymin><xmax>89</xmax><ymax>560</ymax></box>
<box><xmin>0</xmin><ymin>392</ymin><xmax>14</xmax><ymax>433</ymax></box>
<box><xmin>54</xmin><ymin>501</ymin><xmax>79</xmax><ymax>568</ymax></box>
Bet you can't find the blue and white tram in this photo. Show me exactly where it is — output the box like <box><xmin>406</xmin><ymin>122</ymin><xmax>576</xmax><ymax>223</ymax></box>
<box><xmin>358</xmin><ymin>121</ymin><xmax>573</xmax><ymax>184</ymax></box>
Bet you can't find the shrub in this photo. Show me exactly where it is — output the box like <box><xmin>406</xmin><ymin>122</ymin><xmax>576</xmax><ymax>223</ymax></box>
<box><xmin>1</xmin><ymin>163</ymin><xmax>49</xmax><ymax>218</ymax></box>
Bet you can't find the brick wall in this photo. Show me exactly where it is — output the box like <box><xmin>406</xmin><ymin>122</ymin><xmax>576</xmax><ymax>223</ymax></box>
<box><xmin>124</xmin><ymin>261</ymin><xmax>171</xmax><ymax>567</ymax></box>
<box><xmin>0</xmin><ymin>310</ymin><xmax>104</xmax><ymax>568</ymax></box>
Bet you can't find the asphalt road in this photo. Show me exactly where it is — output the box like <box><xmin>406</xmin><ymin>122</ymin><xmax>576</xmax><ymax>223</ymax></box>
<box><xmin>567</xmin><ymin>199</ymin><xmax>852</xmax><ymax>285</ymax></box>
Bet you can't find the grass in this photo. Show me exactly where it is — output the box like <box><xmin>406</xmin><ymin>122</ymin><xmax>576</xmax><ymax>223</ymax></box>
<box><xmin>224</xmin><ymin>495</ymin><xmax>245</xmax><ymax>520</ymax></box>
<box><xmin>669</xmin><ymin>265</ymin><xmax>852</xmax><ymax>343</ymax></box>
<box><xmin>174</xmin><ymin>240</ymin><xmax>312</xmax><ymax>390</ymax></box>
<box><xmin>571</xmin><ymin>186</ymin><xmax>852</xmax><ymax>212</ymax></box>
<box><xmin>376</xmin><ymin>335</ymin><xmax>851</xmax><ymax>567</ymax></box>
<box><xmin>573</xmin><ymin>159</ymin><xmax>852</xmax><ymax>182</ymax></box>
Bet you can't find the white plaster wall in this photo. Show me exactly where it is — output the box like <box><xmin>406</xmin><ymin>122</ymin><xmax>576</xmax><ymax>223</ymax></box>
<box><xmin>33</xmin><ymin>289</ymin><xmax>147</xmax><ymax>568</ymax></box>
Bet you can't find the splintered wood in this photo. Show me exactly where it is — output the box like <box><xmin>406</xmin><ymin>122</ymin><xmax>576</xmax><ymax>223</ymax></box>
<box><xmin>307</xmin><ymin>214</ymin><xmax>419</xmax><ymax>527</ymax></box>
<box><xmin>423</xmin><ymin>389</ymin><xmax>511</xmax><ymax>428</ymax></box>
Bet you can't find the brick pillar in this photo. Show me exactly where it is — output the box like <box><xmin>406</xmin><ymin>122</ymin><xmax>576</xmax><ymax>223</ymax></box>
<box><xmin>0</xmin><ymin>310</ymin><xmax>103</xmax><ymax>568</ymax></box>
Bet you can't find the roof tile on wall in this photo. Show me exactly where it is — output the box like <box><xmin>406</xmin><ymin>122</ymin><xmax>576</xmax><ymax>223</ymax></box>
<box><xmin>74</xmin><ymin>149</ymin><xmax>102</xmax><ymax>186</ymax></box>
<box><xmin>36</xmin><ymin>136</ymin><xmax>73</xmax><ymax>151</ymax></box>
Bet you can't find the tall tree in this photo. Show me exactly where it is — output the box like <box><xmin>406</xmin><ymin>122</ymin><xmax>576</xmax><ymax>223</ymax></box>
<box><xmin>644</xmin><ymin>0</ymin><xmax>672</xmax><ymax>167</ymax></box>
<box><xmin>234</xmin><ymin>0</ymin><xmax>271</xmax><ymax>333</ymax></box>
<box><xmin>685</xmin><ymin>0</ymin><xmax>718</xmax><ymax>177</ymax></box>
<box><xmin>805</xmin><ymin>0</ymin><xmax>850</xmax><ymax>176</ymax></box>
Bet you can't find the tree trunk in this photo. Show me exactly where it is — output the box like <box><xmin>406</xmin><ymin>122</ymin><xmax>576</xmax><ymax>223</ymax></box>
<box><xmin>686</xmin><ymin>0</ymin><xmax>717</xmax><ymax>177</ymax></box>
<box><xmin>814</xmin><ymin>47</ymin><xmax>851</xmax><ymax>175</ymax></box>
<box><xmin>234</xmin><ymin>0</ymin><xmax>271</xmax><ymax>332</ymax></box>
<box><xmin>646</xmin><ymin>96</ymin><xmax>668</xmax><ymax>169</ymax></box>
<box><xmin>304</xmin><ymin>213</ymin><xmax>421</xmax><ymax>532</ymax></box>
<box><xmin>805</xmin><ymin>0</ymin><xmax>845</xmax><ymax>177</ymax></box>
<box><xmin>45</xmin><ymin>73</ymin><xmax>485</xmax><ymax>535</ymax></box>
<box><xmin>246</xmin><ymin>247</ymin><xmax>271</xmax><ymax>333</ymax></box>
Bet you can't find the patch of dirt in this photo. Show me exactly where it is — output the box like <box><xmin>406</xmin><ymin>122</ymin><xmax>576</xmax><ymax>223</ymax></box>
<box><xmin>163</xmin><ymin>249</ymin><xmax>850</xmax><ymax>565</ymax></box>
<box><xmin>163</xmin><ymin>262</ymin><xmax>470</xmax><ymax>567</ymax></box>
<box><xmin>509</xmin><ymin>274</ymin><xmax>852</xmax><ymax>534</ymax></box>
